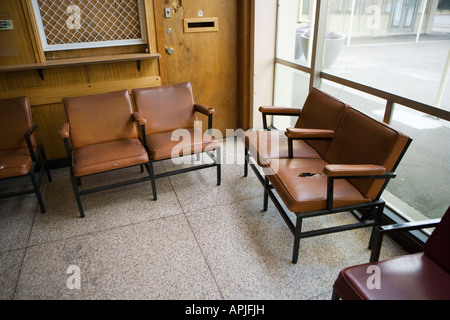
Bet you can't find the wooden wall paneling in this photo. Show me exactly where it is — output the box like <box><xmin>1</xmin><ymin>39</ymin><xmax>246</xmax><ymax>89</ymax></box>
<box><xmin>21</xmin><ymin>0</ymin><xmax>45</xmax><ymax>63</ymax></box>
<box><xmin>160</xmin><ymin>0</ymin><xmax>239</xmax><ymax>134</ymax></box>
<box><xmin>237</xmin><ymin>0</ymin><xmax>253</xmax><ymax>130</ymax></box>
<box><xmin>153</xmin><ymin>0</ymin><xmax>168</xmax><ymax>85</ymax></box>
<box><xmin>144</xmin><ymin>0</ymin><xmax>158</xmax><ymax>54</ymax></box>
<box><xmin>31</xmin><ymin>103</ymin><xmax>68</xmax><ymax>159</ymax></box>
<box><xmin>0</xmin><ymin>0</ymin><xmax>36</xmax><ymax>65</ymax></box>
<box><xmin>0</xmin><ymin>76</ymin><xmax>162</xmax><ymax>106</ymax></box>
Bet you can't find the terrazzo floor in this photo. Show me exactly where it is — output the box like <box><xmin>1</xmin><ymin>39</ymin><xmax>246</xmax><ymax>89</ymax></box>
<box><xmin>0</xmin><ymin>138</ymin><xmax>406</xmax><ymax>300</ymax></box>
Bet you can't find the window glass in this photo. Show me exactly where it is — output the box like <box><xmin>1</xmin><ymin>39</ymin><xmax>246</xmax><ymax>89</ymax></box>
<box><xmin>386</xmin><ymin>105</ymin><xmax>450</xmax><ymax>220</ymax></box>
<box><xmin>324</xmin><ymin>0</ymin><xmax>450</xmax><ymax>111</ymax></box>
<box><xmin>273</xmin><ymin>64</ymin><xmax>310</xmax><ymax>130</ymax></box>
<box><xmin>276</xmin><ymin>0</ymin><xmax>315</xmax><ymax>67</ymax></box>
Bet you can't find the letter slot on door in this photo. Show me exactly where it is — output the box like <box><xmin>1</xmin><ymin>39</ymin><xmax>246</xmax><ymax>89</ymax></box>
<box><xmin>183</xmin><ymin>17</ymin><xmax>219</xmax><ymax>33</ymax></box>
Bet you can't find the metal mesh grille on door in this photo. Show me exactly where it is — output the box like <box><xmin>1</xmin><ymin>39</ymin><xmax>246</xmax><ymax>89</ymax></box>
<box><xmin>32</xmin><ymin>0</ymin><xmax>146</xmax><ymax>51</ymax></box>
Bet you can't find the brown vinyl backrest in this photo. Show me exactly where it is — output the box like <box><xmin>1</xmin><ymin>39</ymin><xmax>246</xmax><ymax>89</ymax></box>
<box><xmin>0</xmin><ymin>96</ymin><xmax>37</xmax><ymax>151</ymax></box>
<box><xmin>62</xmin><ymin>90</ymin><xmax>137</xmax><ymax>150</ymax></box>
<box><xmin>324</xmin><ymin>107</ymin><xmax>411</xmax><ymax>200</ymax></box>
<box><xmin>295</xmin><ymin>88</ymin><xmax>348</xmax><ymax>156</ymax></box>
<box><xmin>132</xmin><ymin>82</ymin><xmax>197</xmax><ymax>135</ymax></box>
<box><xmin>424</xmin><ymin>206</ymin><xmax>450</xmax><ymax>273</ymax></box>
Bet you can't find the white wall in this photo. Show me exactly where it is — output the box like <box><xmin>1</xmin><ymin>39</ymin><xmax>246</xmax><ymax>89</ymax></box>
<box><xmin>251</xmin><ymin>0</ymin><xmax>277</xmax><ymax>129</ymax></box>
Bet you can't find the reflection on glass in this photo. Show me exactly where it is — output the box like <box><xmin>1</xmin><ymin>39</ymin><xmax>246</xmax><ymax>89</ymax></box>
<box><xmin>385</xmin><ymin>105</ymin><xmax>450</xmax><ymax>220</ymax></box>
<box><xmin>325</xmin><ymin>0</ymin><xmax>450</xmax><ymax>111</ymax></box>
<box><xmin>276</xmin><ymin>0</ymin><xmax>315</xmax><ymax>67</ymax></box>
<box><xmin>272</xmin><ymin>64</ymin><xmax>310</xmax><ymax>130</ymax></box>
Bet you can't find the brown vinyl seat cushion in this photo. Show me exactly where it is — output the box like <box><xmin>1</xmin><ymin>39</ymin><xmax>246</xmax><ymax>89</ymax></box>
<box><xmin>146</xmin><ymin>127</ymin><xmax>219</xmax><ymax>161</ymax></box>
<box><xmin>0</xmin><ymin>148</ymin><xmax>33</xmax><ymax>179</ymax></box>
<box><xmin>244</xmin><ymin>88</ymin><xmax>348</xmax><ymax>164</ymax></box>
<box><xmin>62</xmin><ymin>90</ymin><xmax>149</xmax><ymax>177</ymax></box>
<box><xmin>0</xmin><ymin>96</ymin><xmax>36</xmax><ymax>179</ymax></box>
<box><xmin>71</xmin><ymin>139</ymin><xmax>149</xmax><ymax>177</ymax></box>
<box><xmin>266</xmin><ymin>107</ymin><xmax>411</xmax><ymax>213</ymax></box>
<box><xmin>132</xmin><ymin>82</ymin><xmax>219</xmax><ymax>161</ymax></box>
<box><xmin>267</xmin><ymin>158</ymin><xmax>368</xmax><ymax>212</ymax></box>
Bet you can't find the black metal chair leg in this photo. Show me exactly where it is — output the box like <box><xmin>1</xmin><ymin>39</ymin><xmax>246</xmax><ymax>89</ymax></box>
<box><xmin>292</xmin><ymin>217</ymin><xmax>303</xmax><ymax>264</ymax></box>
<box><xmin>146</xmin><ymin>162</ymin><xmax>157</xmax><ymax>201</ymax></box>
<box><xmin>244</xmin><ymin>148</ymin><xmax>249</xmax><ymax>177</ymax></box>
<box><xmin>331</xmin><ymin>290</ymin><xmax>340</xmax><ymax>300</ymax></box>
<box><xmin>70</xmin><ymin>173</ymin><xmax>85</xmax><ymax>218</ymax></box>
<box><xmin>263</xmin><ymin>177</ymin><xmax>269</xmax><ymax>212</ymax></box>
<box><xmin>41</xmin><ymin>148</ymin><xmax>52</xmax><ymax>182</ymax></box>
<box><xmin>368</xmin><ymin>202</ymin><xmax>385</xmax><ymax>250</ymax></box>
<box><xmin>29</xmin><ymin>171</ymin><xmax>46</xmax><ymax>214</ymax></box>
<box><xmin>140</xmin><ymin>164</ymin><xmax>144</xmax><ymax>173</ymax></box>
<box><xmin>216</xmin><ymin>147</ymin><xmax>221</xmax><ymax>186</ymax></box>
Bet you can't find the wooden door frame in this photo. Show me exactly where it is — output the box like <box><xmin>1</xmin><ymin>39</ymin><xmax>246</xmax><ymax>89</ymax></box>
<box><xmin>153</xmin><ymin>0</ymin><xmax>254</xmax><ymax>130</ymax></box>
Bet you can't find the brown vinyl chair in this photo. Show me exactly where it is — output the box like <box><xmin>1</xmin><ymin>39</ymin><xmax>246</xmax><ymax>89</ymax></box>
<box><xmin>244</xmin><ymin>88</ymin><xmax>349</xmax><ymax>173</ymax></box>
<box><xmin>332</xmin><ymin>206</ymin><xmax>450</xmax><ymax>300</ymax></box>
<box><xmin>59</xmin><ymin>90</ymin><xmax>154</xmax><ymax>218</ymax></box>
<box><xmin>132</xmin><ymin>82</ymin><xmax>221</xmax><ymax>199</ymax></box>
<box><xmin>0</xmin><ymin>96</ymin><xmax>52</xmax><ymax>213</ymax></box>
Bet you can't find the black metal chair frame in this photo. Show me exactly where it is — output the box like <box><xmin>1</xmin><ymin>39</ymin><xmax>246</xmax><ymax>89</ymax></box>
<box><xmin>0</xmin><ymin>124</ymin><xmax>52</xmax><ymax>213</ymax></box>
<box><xmin>62</xmin><ymin>111</ymin><xmax>221</xmax><ymax>218</ymax></box>
<box><xmin>244</xmin><ymin>111</ymin><xmax>412</xmax><ymax>263</ymax></box>
<box><xmin>62</xmin><ymin>120</ymin><xmax>155</xmax><ymax>218</ymax></box>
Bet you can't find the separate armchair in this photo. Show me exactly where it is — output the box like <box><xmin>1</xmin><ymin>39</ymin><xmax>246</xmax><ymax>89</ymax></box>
<box><xmin>244</xmin><ymin>88</ymin><xmax>348</xmax><ymax>174</ymax></box>
<box><xmin>0</xmin><ymin>96</ymin><xmax>52</xmax><ymax>213</ymax></box>
<box><xmin>59</xmin><ymin>90</ymin><xmax>154</xmax><ymax>218</ymax></box>
<box><xmin>132</xmin><ymin>82</ymin><xmax>220</xmax><ymax>200</ymax></box>
<box><xmin>332</xmin><ymin>206</ymin><xmax>450</xmax><ymax>300</ymax></box>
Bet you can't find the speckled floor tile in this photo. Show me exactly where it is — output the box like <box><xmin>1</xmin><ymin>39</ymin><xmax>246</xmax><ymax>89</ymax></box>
<box><xmin>0</xmin><ymin>249</ymin><xmax>25</xmax><ymax>299</ymax></box>
<box><xmin>28</xmin><ymin>164</ymin><xmax>183</xmax><ymax>246</ymax></box>
<box><xmin>14</xmin><ymin>214</ymin><xmax>221</xmax><ymax>300</ymax></box>
<box><xmin>186</xmin><ymin>197</ymin><xmax>407</xmax><ymax>300</ymax></box>
<box><xmin>0</xmin><ymin>175</ymin><xmax>42</xmax><ymax>253</ymax></box>
<box><xmin>163</xmin><ymin>140</ymin><xmax>263</xmax><ymax>213</ymax></box>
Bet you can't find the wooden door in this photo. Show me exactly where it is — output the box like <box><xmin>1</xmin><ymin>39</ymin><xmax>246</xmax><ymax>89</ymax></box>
<box><xmin>154</xmin><ymin>0</ymin><xmax>240</xmax><ymax>134</ymax></box>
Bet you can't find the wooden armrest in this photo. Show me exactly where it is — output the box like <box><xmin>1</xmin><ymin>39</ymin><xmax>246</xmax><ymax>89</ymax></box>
<box><xmin>285</xmin><ymin>128</ymin><xmax>335</xmax><ymax>139</ymax></box>
<box><xmin>132</xmin><ymin>112</ymin><xmax>147</xmax><ymax>126</ymax></box>
<box><xmin>195</xmin><ymin>104</ymin><xmax>215</xmax><ymax>115</ymax></box>
<box><xmin>323</xmin><ymin>164</ymin><xmax>386</xmax><ymax>177</ymax></box>
<box><xmin>59</xmin><ymin>123</ymin><xmax>70</xmax><ymax>139</ymax></box>
<box><xmin>259</xmin><ymin>106</ymin><xmax>301</xmax><ymax>115</ymax></box>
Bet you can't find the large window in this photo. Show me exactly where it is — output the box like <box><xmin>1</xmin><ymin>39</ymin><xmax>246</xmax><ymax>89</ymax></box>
<box><xmin>273</xmin><ymin>0</ymin><xmax>450</xmax><ymax>221</ymax></box>
<box><xmin>32</xmin><ymin>0</ymin><xmax>147</xmax><ymax>52</ymax></box>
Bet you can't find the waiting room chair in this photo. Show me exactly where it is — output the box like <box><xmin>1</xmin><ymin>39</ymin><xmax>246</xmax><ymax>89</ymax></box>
<box><xmin>0</xmin><ymin>96</ymin><xmax>52</xmax><ymax>213</ymax></box>
<box><xmin>244</xmin><ymin>88</ymin><xmax>349</xmax><ymax>174</ymax></box>
<box><xmin>132</xmin><ymin>82</ymin><xmax>221</xmax><ymax>200</ymax></box>
<box><xmin>332</xmin><ymin>206</ymin><xmax>450</xmax><ymax>300</ymax></box>
<box><xmin>59</xmin><ymin>90</ymin><xmax>154</xmax><ymax>218</ymax></box>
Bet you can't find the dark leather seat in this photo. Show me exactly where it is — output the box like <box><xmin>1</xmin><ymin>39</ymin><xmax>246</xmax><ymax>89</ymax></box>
<box><xmin>0</xmin><ymin>96</ymin><xmax>52</xmax><ymax>213</ymax></box>
<box><xmin>59</xmin><ymin>90</ymin><xmax>153</xmax><ymax>218</ymax></box>
<box><xmin>132</xmin><ymin>82</ymin><xmax>221</xmax><ymax>199</ymax></box>
<box><xmin>333</xmin><ymin>207</ymin><xmax>450</xmax><ymax>300</ymax></box>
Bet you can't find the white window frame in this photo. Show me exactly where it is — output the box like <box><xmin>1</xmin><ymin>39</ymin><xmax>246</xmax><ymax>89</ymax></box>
<box><xmin>31</xmin><ymin>0</ymin><xmax>148</xmax><ymax>52</ymax></box>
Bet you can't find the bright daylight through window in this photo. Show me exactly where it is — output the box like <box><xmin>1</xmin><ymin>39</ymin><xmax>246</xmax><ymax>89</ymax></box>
<box><xmin>274</xmin><ymin>0</ymin><xmax>450</xmax><ymax>221</ymax></box>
